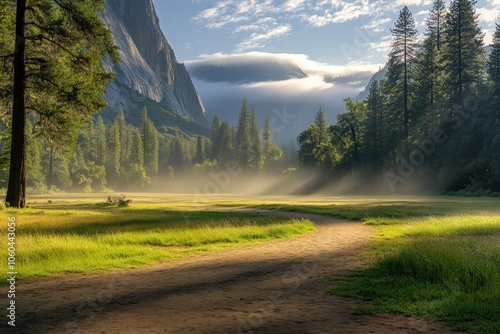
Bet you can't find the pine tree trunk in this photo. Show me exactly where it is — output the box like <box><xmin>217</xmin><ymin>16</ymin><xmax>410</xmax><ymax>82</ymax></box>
<box><xmin>6</xmin><ymin>0</ymin><xmax>27</xmax><ymax>208</ymax></box>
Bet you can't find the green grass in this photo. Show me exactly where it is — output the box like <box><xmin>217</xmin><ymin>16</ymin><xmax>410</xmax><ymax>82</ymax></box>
<box><xmin>222</xmin><ymin>196</ymin><xmax>500</xmax><ymax>333</ymax></box>
<box><xmin>292</xmin><ymin>206</ymin><xmax>500</xmax><ymax>333</ymax></box>
<box><xmin>3</xmin><ymin>194</ymin><xmax>499</xmax><ymax>332</ymax></box>
<box><xmin>0</xmin><ymin>201</ymin><xmax>314</xmax><ymax>284</ymax></box>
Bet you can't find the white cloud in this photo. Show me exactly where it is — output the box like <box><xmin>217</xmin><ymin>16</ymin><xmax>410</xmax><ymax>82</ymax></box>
<box><xmin>362</xmin><ymin>18</ymin><xmax>391</xmax><ymax>33</ymax></box>
<box><xmin>191</xmin><ymin>0</ymin><xmax>496</xmax><ymax>61</ymax></box>
<box><xmin>236</xmin><ymin>25</ymin><xmax>292</xmax><ymax>51</ymax></box>
<box><xmin>305</xmin><ymin>1</ymin><xmax>380</xmax><ymax>27</ymax></box>
<box><xmin>186</xmin><ymin>51</ymin><xmax>381</xmax><ymax>84</ymax></box>
<box><xmin>283</xmin><ymin>0</ymin><xmax>307</xmax><ymax>12</ymax></box>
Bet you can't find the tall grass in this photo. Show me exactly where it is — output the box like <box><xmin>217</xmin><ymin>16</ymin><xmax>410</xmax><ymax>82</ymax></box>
<box><xmin>0</xmin><ymin>202</ymin><xmax>314</xmax><ymax>283</ymax></box>
<box><xmin>330</xmin><ymin>212</ymin><xmax>500</xmax><ymax>333</ymax></box>
<box><xmin>225</xmin><ymin>196</ymin><xmax>500</xmax><ymax>333</ymax></box>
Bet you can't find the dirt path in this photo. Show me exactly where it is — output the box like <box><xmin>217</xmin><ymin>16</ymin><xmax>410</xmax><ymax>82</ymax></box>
<box><xmin>1</xmin><ymin>208</ymin><xmax>466</xmax><ymax>334</ymax></box>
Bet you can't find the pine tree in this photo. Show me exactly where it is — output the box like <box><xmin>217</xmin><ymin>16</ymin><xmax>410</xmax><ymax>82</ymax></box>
<box><xmin>262</xmin><ymin>117</ymin><xmax>283</xmax><ymax>171</ymax></box>
<box><xmin>387</xmin><ymin>6</ymin><xmax>419</xmax><ymax>161</ymax></box>
<box><xmin>263</xmin><ymin>117</ymin><xmax>273</xmax><ymax>157</ymax></box>
<box><xmin>194</xmin><ymin>135</ymin><xmax>206</xmax><ymax>164</ymax></box>
<box><xmin>412</xmin><ymin>0</ymin><xmax>447</xmax><ymax>135</ymax></box>
<box><xmin>441</xmin><ymin>0</ymin><xmax>486</xmax><ymax>106</ymax></box>
<box><xmin>363</xmin><ymin>80</ymin><xmax>385</xmax><ymax>166</ymax></box>
<box><xmin>314</xmin><ymin>107</ymin><xmax>328</xmax><ymax>146</ymax></box>
<box><xmin>488</xmin><ymin>21</ymin><xmax>500</xmax><ymax>115</ymax></box>
<box><xmin>127</xmin><ymin>128</ymin><xmax>149</xmax><ymax>188</ymax></box>
<box><xmin>217</xmin><ymin>122</ymin><xmax>235</xmax><ymax>168</ymax></box>
<box><xmin>115</xmin><ymin>110</ymin><xmax>129</xmax><ymax>165</ymax></box>
<box><xmin>94</xmin><ymin>116</ymin><xmax>107</xmax><ymax>167</ymax></box>
<box><xmin>140</xmin><ymin>108</ymin><xmax>159</xmax><ymax>178</ymax></box>
<box><xmin>235</xmin><ymin>100</ymin><xmax>252</xmax><ymax>170</ymax></box>
<box><xmin>170</xmin><ymin>136</ymin><xmax>188</xmax><ymax>170</ymax></box>
<box><xmin>210</xmin><ymin>116</ymin><xmax>222</xmax><ymax>160</ymax></box>
<box><xmin>25</xmin><ymin>120</ymin><xmax>45</xmax><ymax>191</ymax></box>
<box><xmin>130</xmin><ymin>128</ymin><xmax>144</xmax><ymax>167</ymax></box>
<box><xmin>0</xmin><ymin>0</ymin><xmax>119</xmax><ymax>207</ymax></box>
<box><xmin>106</xmin><ymin>121</ymin><xmax>121</xmax><ymax>185</ymax></box>
<box><xmin>428</xmin><ymin>0</ymin><xmax>446</xmax><ymax>51</ymax></box>
<box><xmin>249</xmin><ymin>109</ymin><xmax>262</xmax><ymax>171</ymax></box>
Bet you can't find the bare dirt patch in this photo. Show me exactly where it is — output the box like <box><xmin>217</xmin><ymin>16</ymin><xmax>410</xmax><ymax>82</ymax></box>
<box><xmin>1</xmin><ymin>209</ymin><xmax>467</xmax><ymax>333</ymax></box>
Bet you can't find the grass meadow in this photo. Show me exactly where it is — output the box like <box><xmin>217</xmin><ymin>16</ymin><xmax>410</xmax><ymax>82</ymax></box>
<box><xmin>0</xmin><ymin>195</ymin><xmax>314</xmax><ymax>284</ymax></box>
<box><xmin>226</xmin><ymin>196</ymin><xmax>500</xmax><ymax>334</ymax></box>
<box><xmin>1</xmin><ymin>194</ymin><xmax>499</xmax><ymax>333</ymax></box>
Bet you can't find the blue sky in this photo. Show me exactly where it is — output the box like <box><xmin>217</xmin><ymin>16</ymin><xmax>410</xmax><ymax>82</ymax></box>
<box><xmin>153</xmin><ymin>0</ymin><xmax>499</xmax><ymax>67</ymax></box>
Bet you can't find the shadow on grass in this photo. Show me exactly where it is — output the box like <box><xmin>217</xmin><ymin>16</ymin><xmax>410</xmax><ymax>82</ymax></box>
<box><xmin>15</xmin><ymin>209</ymin><xmax>287</xmax><ymax>236</ymax></box>
<box><xmin>252</xmin><ymin>198</ymin><xmax>500</xmax><ymax>222</ymax></box>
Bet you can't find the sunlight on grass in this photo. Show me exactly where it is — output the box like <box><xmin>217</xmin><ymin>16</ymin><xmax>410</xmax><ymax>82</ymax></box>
<box><xmin>0</xmin><ymin>200</ymin><xmax>314</xmax><ymax>283</ymax></box>
<box><xmin>373</xmin><ymin>214</ymin><xmax>500</xmax><ymax>240</ymax></box>
<box><xmin>2</xmin><ymin>193</ymin><xmax>499</xmax><ymax>333</ymax></box>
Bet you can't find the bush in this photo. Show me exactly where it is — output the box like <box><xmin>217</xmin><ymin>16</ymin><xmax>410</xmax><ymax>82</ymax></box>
<box><xmin>106</xmin><ymin>195</ymin><xmax>132</xmax><ymax>207</ymax></box>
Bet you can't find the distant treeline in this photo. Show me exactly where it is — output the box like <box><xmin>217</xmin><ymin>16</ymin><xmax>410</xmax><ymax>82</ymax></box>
<box><xmin>298</xmin><ymin>0</ymin><xmax>500</xmax><ymax>194</ymax></box>
<box><xmin>0</xmin><ymin>103</ymin><xmax>297</xmax><ymax>193</ymax></box>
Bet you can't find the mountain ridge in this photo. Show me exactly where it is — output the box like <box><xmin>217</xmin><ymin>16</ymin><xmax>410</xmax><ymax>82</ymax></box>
<box><xmin>101</xmin><ymin>0</ymin><xmax>209</xmax><ymax>129</ymax></box>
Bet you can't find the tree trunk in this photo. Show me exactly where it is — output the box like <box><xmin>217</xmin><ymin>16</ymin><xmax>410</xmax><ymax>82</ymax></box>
<box><xmin>6</xmin><ymin>0</ymin><xmax>27</xmax><ymax>208</ymax></box>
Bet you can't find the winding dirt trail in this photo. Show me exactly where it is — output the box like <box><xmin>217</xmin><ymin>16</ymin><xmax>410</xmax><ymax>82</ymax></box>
<box><xmin>1</xmin><ymin>208</ymin><xmax>467</xmax><ymax>334</ymax></box>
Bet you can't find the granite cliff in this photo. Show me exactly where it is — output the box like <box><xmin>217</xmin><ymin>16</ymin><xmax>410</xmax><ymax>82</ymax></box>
<box><xmin>101</xmin><ymin>0</ymin><xmax>209</xmax><ymax>128</ymax></box>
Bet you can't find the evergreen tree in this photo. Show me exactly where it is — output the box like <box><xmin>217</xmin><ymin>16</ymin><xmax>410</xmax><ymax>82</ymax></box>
<box><xmin>313</xmin><ymin>107</ymin><xmax>332</xmax><ymax>168</ymax></box>
<box><xmin>363</xmin><ymin>80</ymin><xmax>385</xmax><ymax>166</ymax></box>
<box><xmin>235</xmin><ymin>100</ymin><xmax>252</xmax><ymax>170</ymax></box>
<box><xmin>127</xmin><ymin>128</ymin><xmax>149</xmax><ymax>187</ymax></box>
<box><xmin>170</xmin><ymin>136</ymin><xmax>188</xmax><ymax>170</ymax></box>
<box><xmin>249</xmin><ymin>109</ymin><xmax>262</xmax><ymax>171</ymax></box>
<box><xmin>217</xmin><ymin>122</ymin><xmax>235</xmax><ymax>168</ymax></box>
<box><xmin>314</xmin><ymin>107</ymin><xmax>328</xmax><ymax>146</ymax></box>
<box><xmin>386</xmin><ymin>6</ymin><xmax>419</xmax><ymax>161</ymax></box>
<box><xmin>413</xmin><ymin>0</ymin><xmax>447</xmax><ymax>135</ymax></box>
<box><xmin>94</xmin><ymin>116</ymin><xmax>107</xmax><ymax>167</ymax></box>
<box><xmin>428</xmin><ymin>0</ymin><xmax>446</xmax><ymax>51</ymax></box>
<box><xmin>210</xmin><ymin>116</ymin><xmax>222</xmax><ymax>160</ymax></box>
<box><xmin>194</xmin><ymin>135</ymin><xmax>206</xmax><ymax>164</ymax></box>
<box><xmin>26</xmin><ymin>121</ymin><xmax>45</xmax><ymax>191</ymax></box>
<box><xmin>115</xmin><ymin>110</ymin><xmax>130</xmax><ymax>165</ymax></box>
<box><xmin>262</xmin><ymin>117</ymin><xmax>283</xmax><ymax>172</ymax></box>
<box><xmin>488</xmin><ymin>21</ymin><xmax>500</xmax><ymax>115</ymax></box>
<box><xmin>0</xmin><ymin>0</ymin><xmax>119</xmax><ymax>207</ymax></box>
<box><xmin>263</xmin><ymin>117</ymin><xmax>273</xmax><ymax>159</ymax></box>
<box><xmin>442</xmin><ymin>0</ymin><xmax>486</xmax><ymax>106</ymax></box>
<box><xmin>130</xmin><ymin>128</ymin><xmax>144</xmax><ymax>167</ymax></box>
<box><xmin>106</xmin><ymin>121</ymin><xmax>121</xmax><ymax>185</ymax></box>
<box><xmin>140</xmin><ymin>108</ymin><xmax>159</xmax><ymax>178</ymax></box>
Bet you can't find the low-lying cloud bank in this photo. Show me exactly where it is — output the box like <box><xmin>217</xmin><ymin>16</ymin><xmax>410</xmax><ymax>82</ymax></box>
<box><xmin>186</xmin><ymin>52</ymin><xmax>382</xmax><ymax>143</ymax></box>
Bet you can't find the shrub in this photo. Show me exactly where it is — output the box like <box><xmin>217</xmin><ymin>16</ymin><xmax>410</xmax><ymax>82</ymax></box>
<box><xmin>106</xmin><ymin>195</ymin><xmax>132</xmax><ymax>207</ymax></box>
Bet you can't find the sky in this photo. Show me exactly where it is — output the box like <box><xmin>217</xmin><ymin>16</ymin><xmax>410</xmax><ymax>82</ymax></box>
<box><xmin>152</xmin><ymin>0</ymin><xmax>498</xmax><ymax>66</ymax></box>
<box><xmin>151</xmin><ymin>0</ymin><xmax>500</xmax><ymax>141</ymax></box>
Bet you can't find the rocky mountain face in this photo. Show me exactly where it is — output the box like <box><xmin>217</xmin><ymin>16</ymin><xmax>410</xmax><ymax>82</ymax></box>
<box><xmin>356</xmin><ymin>65</ymin><xmax>388</xmax><ymax>101</ymax></box>
<box><xmin>101</xmin><ymin>0</ymin><xmax>209</xmax><ymax>127</ymax></box>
